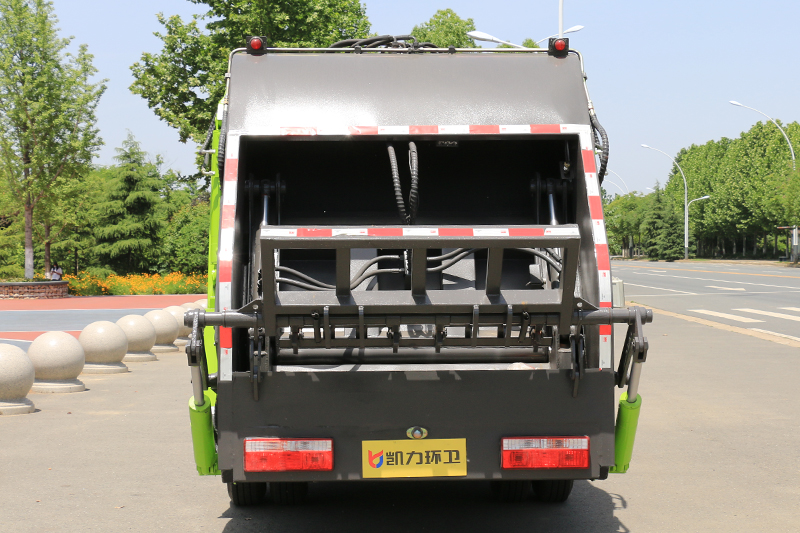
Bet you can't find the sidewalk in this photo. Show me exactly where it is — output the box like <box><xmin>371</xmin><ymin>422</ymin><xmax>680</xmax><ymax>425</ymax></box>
<box><xmin>0</xmin><ymin>294</ymin><xmax>206</xmax><ymax>311</ymax></box>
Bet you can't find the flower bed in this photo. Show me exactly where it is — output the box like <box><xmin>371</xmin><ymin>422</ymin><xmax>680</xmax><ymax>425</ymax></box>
<box><xmin>64</xmin><ymin>272</ymin><xmax>207</xmax><ymax>296</ymax></box>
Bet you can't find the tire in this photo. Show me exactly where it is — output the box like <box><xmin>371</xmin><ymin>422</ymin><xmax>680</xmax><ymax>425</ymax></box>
<box><xmin>491</xmin><ymin>480</ymin><xmax>531</xmax><ymax>503</ymax></box>
<box><xmin>269</xmin><ymin>482</ymin><xmax>309</xmax><ymax>505</ymax></box>
<box><xmin>227</xmin><ymin>481</ymin><xmax>267</xmax><ymax>506</ymax></box>
<box><xmin>532</xmin><ymin>479</ymin><xmax>574</xmax><ymax>503</ymax></box>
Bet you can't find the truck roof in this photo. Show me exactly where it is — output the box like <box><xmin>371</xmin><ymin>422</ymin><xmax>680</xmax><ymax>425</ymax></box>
<box><xmin>226</xmin><ymin>52</ymin><xmax>591</xmax><ymax>134</ymax></box>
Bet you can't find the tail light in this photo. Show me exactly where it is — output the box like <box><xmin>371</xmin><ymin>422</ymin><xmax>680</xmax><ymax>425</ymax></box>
<box><xmin>501</xmin><ymin>437</ymin><xmax>589</xmax><ymax>469</ymax></box>
<box><xmin>246</xmin><ymin>36</ymin><xmax>267</xmax><ymax>54</ymax></box>
<box><xmin>547</xmin><ymin>37</ymin><xmax>569</xmax><ymax>58</ymax></box>
<box><xmin>244</xmin><ymin>438</ymin><xmax>333</xmax><ymax>472</ymax></box>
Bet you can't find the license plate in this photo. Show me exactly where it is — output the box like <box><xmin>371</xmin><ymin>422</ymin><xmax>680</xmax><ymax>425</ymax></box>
<box><xmin>361</xmin><ymin>439</ymin><xmax>467</xmax><ymax>478</ymax></box>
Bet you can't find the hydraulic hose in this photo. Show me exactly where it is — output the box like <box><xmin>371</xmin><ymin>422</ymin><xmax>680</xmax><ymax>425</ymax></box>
<box><xmin>590</xmin><ymin>113</ymin><xmax>609</xmax><ymax>185</ymax></box>
<box><xmin>408</xmin><ymin>142</ymin><xmax>420</xmax><ymax>222</ymax></box>
<box><xmin>217</xmin><ymin>105</ymin><xmax>229</xmax><ymax>178</ymax></box>
<box><xmin>275</xmin><ymin>266</ymin><xmax>335</xmax><ymax>289</ymax></box>
<box><xmin>387</xmin><ymin>144</ymin><xmax>410</xmax><ymax>224</ymax></box>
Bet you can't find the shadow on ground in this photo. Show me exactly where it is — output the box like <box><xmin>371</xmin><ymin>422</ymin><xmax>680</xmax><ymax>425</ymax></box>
<box><xmin>218</xmin><ymin>480</ymin><xmax>629</xmax><ymax>532</ymax></box>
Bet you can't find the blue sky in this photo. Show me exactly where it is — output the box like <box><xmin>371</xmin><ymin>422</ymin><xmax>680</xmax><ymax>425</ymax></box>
<box><xmin>56</xmin><ymin>0</ymin><xmax>800</xmax><ymax>194</ymax></box>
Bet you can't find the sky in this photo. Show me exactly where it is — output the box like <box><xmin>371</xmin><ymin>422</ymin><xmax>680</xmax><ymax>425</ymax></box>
<box><xmin>55</xmin><ymin>0</ymin><xmax>800</xmax><ymax>194</ymax></box>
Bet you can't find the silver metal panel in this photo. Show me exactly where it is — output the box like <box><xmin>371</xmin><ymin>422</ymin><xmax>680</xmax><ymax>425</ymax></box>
<box><xmin>227</xmin><ymin>53</ymin><xmax>590</xmax><ymax>131</ymax></box>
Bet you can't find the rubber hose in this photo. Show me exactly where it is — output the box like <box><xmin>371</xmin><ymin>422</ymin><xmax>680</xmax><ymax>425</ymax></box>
<box><xmin>201</xmin><ymin>117</ymin><xmax>215</xmax><ymax>151</ymax></box>
<box><xmin>408</xmin><ymin>142</ymin><xmax>419</xmax><ymax>221</ymax></box>
<box><xmin>217</xmin><ymin>105</ymin><xmax>228</xmax><ymax>178</ymax></box>
<box><xmin>387</xmin><ymin>144</ymin><xmax>410</xmax><ymax>224</ymax></box>
<box><xmin>590</xmin><ymin>113</ymin><xmax>609</xmax><ymax>184</ymax></box>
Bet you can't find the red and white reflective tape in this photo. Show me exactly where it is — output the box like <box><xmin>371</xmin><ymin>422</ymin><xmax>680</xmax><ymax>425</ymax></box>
<box><xmin>261</xmin><ymin>227</ymin><xmax>579</xmax><ymax>238</ymax></box>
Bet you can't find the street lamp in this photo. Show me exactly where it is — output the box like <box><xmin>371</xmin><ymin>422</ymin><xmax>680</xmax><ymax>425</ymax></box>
<box><xmin>729</xmin><ymin>101</ymin><xmax>796</xmax><ymax>170</ymax></box>
<box><xmin>536</xmin><ymin>25</ymin><xmax>584</xmax><ymax>45</ymax></box>
<box><xmin>468</xmin><ymin>25</ymin><xmax>584</xmax><ymax>48</ymax></box>
<box><xmin>607</xmin><ymin>170</ymin><xmax>630</xmax><ymax>194</ymax></box>
<box><xmin>642</xmin><ymin>143</ymin><xmax>692</xmax><ymax>259</ymax></box>
<box><xmin>689</xmin><ymin>195</ymin><xmax>710</xmax><ymax>206</ymax></box>
<box><xmin>603</xmin><ymin>180</ymin><xmax>627</xmax><ymax>196</ymax></box>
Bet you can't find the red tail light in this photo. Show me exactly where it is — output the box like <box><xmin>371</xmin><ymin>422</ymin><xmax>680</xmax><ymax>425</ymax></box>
<box><xmin>244</xmin><ymin>438</ymin><xmax>333</xmax><ymax>472</ymax></box>
<box><xmin>501</xmin><ymin>437</ymin><xmax>589</xmax><ymax>469</ymax></box>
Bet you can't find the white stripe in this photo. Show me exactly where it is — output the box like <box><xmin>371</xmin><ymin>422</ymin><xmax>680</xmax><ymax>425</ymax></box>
<box><xmin>545</xmin><ymin>227</ymin><xmax>580</xmax><ymax>236</ymax></box>
<box><xmin>218</xmin><ymin>228</ymin><xmax>235</xmax><ymax>261</ymax></box>
<box><xmin>705</xmin><ymin>286</ymin><xmax>746</xmax><ymax>291</ymax></box>
<box><xmin>222</xmin><ymin>181</ymin><xmax>237</xmax><ymax>206</ymax></box>
<box><xmin>599</xmin><ymin>335</ymin><xmax>612</xmax><ymax>369</ymax></box>
<box><xmin>559</xmin><ymin>124</ymin><xmax>593</xmax><ymax>150</ymax></box>
<box><xmin>591</xmin><ymin>220</ymin><xmax>607</xmax><ymax>244</ymax></box>
<box><xmin>688</xmin><ymin>310</ymin><xmax>764</xmax><ymax>323</ymax></box>
<box><xmin>779</xmin><ymin>307</ymin><xmax>800</xmax><ymax>313</ymax></box>
<box><xmin>403</xmin><ymin>227</ymin><xmax>439</xmax><ymax>236</ymax></box>
<box><xmin>218</xmin><ymin>282</ymin><xmax>232</xmax><ymax>311</ymax></box>
<box><xmin>598</xmin><ymin>270</ymin><xmax>612</xmax><ymax>302</ymax></box>
<box><xmin>499</xmin><ymin>125</ymin><xmax>530</xmax><ymax>134</ymax></box>
<box><xmin>220</xmin><ymin>347</ymin><xmax>232</xmax><ymax>382</ymax></box>
<box><xmin>748</xmin><ymin>329</ymin><xmax>800</xmax><ymax>342</ymax></box>
<box><xmin>473</xmin><ymin>228</ymin><xmax>509</xmax><ymax>237</ymax></box>
<box><xmin>226</xmin><ymin>133</ymin><xmax>240</xmax><ymax>157</ymax></box>
<box><xmin>625</xmin><ymin>283</ymin><xmax>696</xmax><ymax>295</ymax></box>
<box><xmin>316</xmin><ymin>125</ymin><xmax>351</xmax><ymax>136</ymax></box>
<box><xmin>585</xmin><ymin>173</ymin><xmax>600</xmax><ymax>197</ymax></box>
<box><xmin>332</xmin><ymin>228</ymin><xmax>368</xmax><ymax>236</ymax></box>
<box><xmin>261</xmin><ymin>228</ymin><xmax>298</xmax><ymax>237</ymax></box>
<box><xmin>378</xmin><ymin>125</ymin><xmax>409</xmax><ymax>135</ymax></box>
<box><xmin>438</xmin><ymin>125</ymin><xmax>470</xmax><ymax>134</ymax></box>
<box><xmin>733</xmin><ymin>309</ymin><xmax>800</xmax><ymax>322</ymax></box>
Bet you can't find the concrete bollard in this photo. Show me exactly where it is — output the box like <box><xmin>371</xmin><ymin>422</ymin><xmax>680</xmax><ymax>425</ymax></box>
<box><xmin>0</xmin><ymin>344</ymin><xmax>36</xmax><ymax>414</ymax></box>
<box><xmin>181</xmin><ymin>302</ymin><xmax>203</xmax><ymax>311</ymax></box>
<box><xmin>165</xmin><ymin>305</ymin><xmax>191</xmax><ymax>349</ymax></box>
<box><xmin>194</xmin><ymin>298</ymin><xmax>208</xmax><ymax>309</ymax></box>
<box><xmin>27</xmin><ymin>332</ymin><xmax>86</xmax><ymax>393</ymax></box>
<box><xmin>144</xmin><ymin>310</ymin><xmax>180</xmax><ymax>354</ymax></box>
<box><xmin>116</xmin><ymin>315</ymin><xmax>157</xmax><ymax>362</ymax></box>
<box><xmin>79</xmin><ymin>321</ymin><xmax>129</xmax><ymax>374</ymax></box>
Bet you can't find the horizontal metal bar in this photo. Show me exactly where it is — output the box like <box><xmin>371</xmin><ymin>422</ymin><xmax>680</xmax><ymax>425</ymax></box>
<box><xmin>278</xmin><ymin>336</ymin><xmax>547</xmax><ymax>350</ymax></box>
<box><xmin>275</xmin><ymin>348</ymin><xmax>549</xmax><ymax>365</ymax></box>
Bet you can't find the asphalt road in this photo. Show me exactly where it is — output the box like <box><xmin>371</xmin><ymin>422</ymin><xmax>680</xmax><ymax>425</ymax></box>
<box><xmin>613</xmin><ymin>260</ymin><xmax>800</xmax><ymax>343</ymax></box>
<box><xmin>2</xmin><ymin>306</ymin><xmax>799</xmax><ymax>531</ymax></box>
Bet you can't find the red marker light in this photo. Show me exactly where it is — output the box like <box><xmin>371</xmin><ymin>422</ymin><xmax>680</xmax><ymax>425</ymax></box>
<box><xmin>250</xmin><ymin>37</ymin><xmax>263</xmax><ymax>50</ymax></box>
<box><xmin>554</xmin><ymin>39</ymin><xmax>567</xmax><ymax>51</ymax></box>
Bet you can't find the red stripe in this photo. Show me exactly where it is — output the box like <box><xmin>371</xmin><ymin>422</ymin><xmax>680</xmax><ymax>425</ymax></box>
<box><xmin>281</xmin><ymin>127</ymin><xmax>317</xmax><ymax>136</ymax></box>
<box><xmin>595</xmin><ymin>244</ymin><xmax>610</xmax><ymax>270</ymax></box>
<box><xmin>469</xmin><ymin>125</ymin><xmax>500</xmax><ymax>134</ymax></box>
<box><xmin>368</xmin><ymin>228</ymin><xmax>404</xmax><ymax>236</ymax></box>
<box><xmin>221</xmin><ymin>204</ymin><xmax>235</xmax><ymax>228</ymax></box>
<box><xmin>297</xmin><ymin>228</ymin><xmax>332</xmax><ymax>237</ymax></box>
<box><xmin>224</xmin><ymin>160</ymin><xmax>238</xmax><ymax>182</ymax></box>
<box><xmin>530</xmin><ymin>124</ymin><xmax>561</xmax><ymax>134</ymax></box>
<box><xmin>588</xmin><ymin>196</ymin><xmax>604</xmax><ymax>220</ymax></box>
<box><xmin>438</xmin><ymin>228</ymin><xmax>474</xmax><ymax>237</ymax></box>
<box><xmin>508</xmin><ymin>228</ymin><xmax>545</xmax><ymax>237</ymax></box>
<box><xmin>599</xmin><ymin>302</ymin><xmax>612</xmax><ymax>308</ymax></box>
<box><xmin>599</xmin><ymin>325</ymin><xmax>612</xmax><ymax>335</ymax></box>
<box><xmin>218</xmin><ymin>262</ymin><xmax>232</xmax><ymax>283</ymax></box>
<box><xmin>582</xmin><ymin>149</ymin><xmax>597</xmax><ymax>173</ymax></box>
<box><xmin>409</xmin><ymin>125</ymin><xmax>439</xmax><ymax>134</ymax></box>
<box><xmin>349</xmin><ymin>126</ymin><xmax>378</xmax><ymax>135</ymax></box>
<box><xmin>220</xmin><ymin>327</ymin><xmax>232</xmax><ymax>349</ymax></box>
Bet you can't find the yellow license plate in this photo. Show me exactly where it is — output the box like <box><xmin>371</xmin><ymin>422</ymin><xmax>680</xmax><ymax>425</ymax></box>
<box><xmin>361</xmin><ymin>439</ymin><xmax>467</xmax><ymax>478</ymax></box>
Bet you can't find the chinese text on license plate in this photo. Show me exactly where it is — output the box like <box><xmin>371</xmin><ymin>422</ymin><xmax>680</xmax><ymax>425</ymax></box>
<box><xmin>361</xmin><ymin>439</ymin><xmax>467</xmax><ymax>478</ymax></box>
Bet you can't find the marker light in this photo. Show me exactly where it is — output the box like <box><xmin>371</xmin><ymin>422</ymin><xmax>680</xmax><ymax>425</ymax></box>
<box><xmin>501</xmin><ymin>437</ymin><xmax>589</xmax><ymax>469</ymax></box>
<box><xmin>244</xmin><ymin>438</ymin><xmax>333</xmax><ymax>472</ymax></box>
<box><xmin>547</xmin><ymin>37</ymin><xmax>569</xmax><ymax>58</ymax></box>
<box><xmin>246</xmin><ymin>36</ymin><xmax>266</xmax><ymax>54</ymax></box>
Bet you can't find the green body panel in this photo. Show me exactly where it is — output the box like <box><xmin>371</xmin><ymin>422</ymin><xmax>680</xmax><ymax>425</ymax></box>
<box><xmin>189</xmin><ymin>391</ymin><xmax>220</xmax><ymax>476</ymax></box>
<box><xmin>609</xmin><ymin>392</ymin><xmax>642</xmax><ymax>474</ymax></box>
<box><xmin>204</xmin><ymin>103</ymin><xmax>223</xmax><ymax>373</ymax></box>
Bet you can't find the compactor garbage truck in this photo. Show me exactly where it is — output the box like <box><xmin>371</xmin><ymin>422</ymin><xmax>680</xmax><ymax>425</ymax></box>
<box><xmin>184</xmin><ymin>35</ymin><xmax>652</xmax><ymax>506</ymax></box>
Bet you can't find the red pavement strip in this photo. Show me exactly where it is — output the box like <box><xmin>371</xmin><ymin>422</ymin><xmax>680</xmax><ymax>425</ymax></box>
<box><xmin>0</xmin><ymin>294</ymin><xmax>206</xmax><ymax>311</ymax></box>
<box><xmin>0</xmin><ymin>331</ymin><xmax>80</xmax><ymax>341</ymax></box>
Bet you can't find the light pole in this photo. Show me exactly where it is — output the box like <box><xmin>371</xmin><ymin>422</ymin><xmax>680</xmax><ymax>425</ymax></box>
<box><xmin>603</xmin><ymin>180</ymin><xmax>626</xmax><ymax>196</ymax></box>
<box><xmin>607</xmin><ymin>170</ymin><xmax>630</xmax><ymax>194</ymax></box>
<box><xmin>535</xmin><ymin>25</ymin><xmax>584</xmax><ymax>45</ymax></box>
<box><xmin>729</xmin><ymin>101</ymin><xmax>796</xmax><ymax>170</ymax></box>
<box><xmin>468</xmin><ymin>25</ymin><xmax>584</xmax><ymax>48</ymax></box>
<box><xmin>642</xmin><ymin>144</ymin><xmax>691</xmax><ymax>259</ymax></box>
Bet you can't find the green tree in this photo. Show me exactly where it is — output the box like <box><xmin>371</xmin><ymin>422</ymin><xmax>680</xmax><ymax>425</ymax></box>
<box><xmin>130</xmin><ymin>0</ymin><xmax>371</xmax><ymax>145</ymax></box>
<box><xmin>161</xmin><ymin>201</ymin><xmax>210</xmax><ymax>273</ymax></box>
<box><xmin>411</xmin><ymin>9</ymin><xmax>479</xmax><ymax>48</ymax></box>
<box><xmin>497</xmin><ymin>38</ymin><xmax>540</xmax><ymax>49</ymax></box>
<box><xmin>93</xmin><ymin>134</ymin><xmax>164</xmax><ymax>274</ymax></box>
<box><xmin>0</xmin><ymin>0</ymin><xmax>105</xmax><ymax>279</ymax></box>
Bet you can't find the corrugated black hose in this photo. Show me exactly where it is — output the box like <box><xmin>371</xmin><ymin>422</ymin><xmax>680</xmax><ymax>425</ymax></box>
<box><xmin>217</xmin><ymin>105</ymin><xmax>229</xmax><ymax>178</ymax></box>
<box><xmin>387</xmin><ymin>144</ymin><xmax>410</xmax><ymax>224</ymax></box>
<box><xmin>408</xmin><ymin>142</ymin><xmax>419</xmax><ymax>221</ymax></box>
<box><xmin>590</xmin><ymin>113</ymin><xmax>609</xmax><ymax>184</ymax></box>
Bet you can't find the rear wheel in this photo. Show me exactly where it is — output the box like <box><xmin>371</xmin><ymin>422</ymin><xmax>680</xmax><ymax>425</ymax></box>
<box><xmin>491</xmin><ymin>480</ymin><xmax>531</xmax><ymax>503</ymax></box>
<box><xmin>532</xmin><ymin>479</ymin><xmax>574</xmax><ymax>503</ymax></box>
<box><xmin>269</xmin><ymin>482</ymin><xmax>309</xmax><ymax>505</ymax></box>
<box><xmin>227</xmin><ymin>481</ymin><xmax>267</xmax><ymax>506</ymax></box>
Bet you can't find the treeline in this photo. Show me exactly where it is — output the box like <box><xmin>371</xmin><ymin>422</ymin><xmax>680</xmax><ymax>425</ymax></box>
<box><xmin>0</xmin><ymin>135</ymin><xmax>209</xmax><ymax>278</ymax></box>
<box><xmin>605</xmin><ymin>120</ymin><xmax>800</xmax><ymax>259</ymax></box>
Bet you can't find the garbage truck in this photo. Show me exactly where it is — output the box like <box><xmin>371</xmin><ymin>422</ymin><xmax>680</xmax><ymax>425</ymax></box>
<box><xmin>184</xmin><ymin>34</ymin><xmax>652</xmax><ymax>506</ymax></box>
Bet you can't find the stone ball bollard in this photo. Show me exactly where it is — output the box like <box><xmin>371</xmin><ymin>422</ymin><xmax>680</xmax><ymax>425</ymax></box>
<box><xmin>79</xmin><ymin>321</ymin><xmax>129</xmax><ymax>374</ymax></box>
<box><xmin>181</xmin><ymin>302</ymin><xmax>202</xmax><ymax>311</ymax></box>
<box><xmin>194</xmin><ymin>298</ymin><xmax>208</xmax><ymax>309</ymax></box>
<box><xmin>144</xmin><ymin>310</ymin><xmax>180</xmax><ymax>354</ymax></box>
<box><xmin>27</xmin><ymin>332</ymin><xmax>86</xmax><ymax>393</ymax></box>
<box><xmin>0</xmin><ymin>344</ymin><xmax>36</xmax><ymax>414</ymax></box>
<box><xmin>116</xmin><ymin>315</ymin><xmax>157</xmax><ymax>362</ymax></box>
<box><xmin>165</xmin><ymin>305</ymin><xmax>192</xmax><ymax>349</ymax></box>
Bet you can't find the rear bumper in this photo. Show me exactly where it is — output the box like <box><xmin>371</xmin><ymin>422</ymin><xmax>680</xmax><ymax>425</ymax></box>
<box><xmin>216</xmin><ymin>368</ymin><xmax>615</xmax><ymax>483</ymax></box>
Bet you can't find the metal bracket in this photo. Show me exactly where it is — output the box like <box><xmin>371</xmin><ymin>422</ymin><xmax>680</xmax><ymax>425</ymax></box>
<box><xmin>570</xmin><ymin>325</ymin><xmax>585</xmax><ymax>398</ymax></box>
